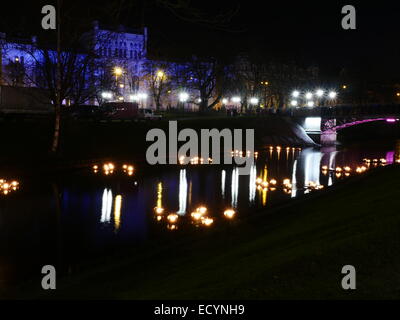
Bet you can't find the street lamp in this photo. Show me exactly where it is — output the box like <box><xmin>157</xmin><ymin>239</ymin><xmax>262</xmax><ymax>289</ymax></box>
<box><xmin>156</xmin><ymin>70</ymin><xmax>165</xmax><ymax>79</ymax></box>
<box><xmin>328</xmin><ymin>91</ymin><xmax>337</xmax><ymax>99</ymax></box>
<box><xmin>292</xmin><ymin>90</ymin><xmax>300</xmax><ymax>98</ymax></box>
<box><xmin>305</xmin><ymin>92</ymin><xmax>313</xmax><ymax>100</ymax></box>
<box><xmin>222</xmin><ymin>98</ymin><xmax>228</xmax><ymax>105</ymax></box>
<box><xmin>114</xmin><ymin>67</ymin><xmax>123</xmax><ymax>78</ymax></box>
<box><xmin>138</xmin><ymin>93</ymin><xmax>148</xmax><ymax>100</ymax></box>
<box><xmin>250</xmin><ymin>97</ymin><xmax>259</xmax><ymax>105</ymax></box>
<box><xmin>290</xmin><ymin>100</ymin><xmax>298</xmax><ymax>107</ymax></box>
<box><xmin>179</xmin><ymin>92</ymin><xmax>189</xmax><ymax>102</ymax></box>
<box><xmin>316</xmin><ymin>89</ymin><xmax>324</xmax><ymax>97</ymax></box>
<box><xmin>307</xmin><ymin>101</ymin><xmax>314</xmax><ymax>107</ymax></box>
<box><xmin>231</xmin><ymin>96</ymin><xmax>241</xmax><ymax>103</ymax></box>
<box><xmin>101</xmin><ymin>92</ymin><xmax>113</xmax><ymax>100</ymax></box>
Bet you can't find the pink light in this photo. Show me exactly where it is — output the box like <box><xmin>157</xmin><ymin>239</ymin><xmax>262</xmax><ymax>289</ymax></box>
<box><xmin>386</xmin><ymin>118</ymin><xmax>397</xmax><ymax>123</ymax></box>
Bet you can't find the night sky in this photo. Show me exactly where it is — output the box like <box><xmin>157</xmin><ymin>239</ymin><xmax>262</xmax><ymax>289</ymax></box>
<box><xmin>1</xmin><ymin>1</ymin><xmax>400</xmax><ymax>81</ymax></box>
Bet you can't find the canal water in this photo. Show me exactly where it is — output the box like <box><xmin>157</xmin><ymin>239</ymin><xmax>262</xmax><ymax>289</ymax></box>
<box><xmin>1</xmin><ymin>141</ymin><xmax>399</xmax><ymax>288</ymax></box>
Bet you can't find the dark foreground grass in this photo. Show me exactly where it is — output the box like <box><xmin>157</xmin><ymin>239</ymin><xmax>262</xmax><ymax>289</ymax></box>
<box><xmin>8</xmin><ymin>166</ymin><xmax>400</xmax><ymax>300</ymax></box>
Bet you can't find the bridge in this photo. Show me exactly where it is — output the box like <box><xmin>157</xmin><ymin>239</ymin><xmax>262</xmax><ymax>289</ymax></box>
<box><xmin>295</xmin><ymin>105</ymin><xmax>400</xmax><ymax>145</ymax></box>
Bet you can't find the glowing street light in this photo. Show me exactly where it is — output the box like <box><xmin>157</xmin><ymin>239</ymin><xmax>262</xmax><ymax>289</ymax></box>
<box><xmin>250</xmin><ymin>97</ymin><xmax>259</xmax><ymax>105</ymax></box>
<box><xmin>307</xmin><ymin>101</ymin><xmax>315</xmax><ymax>107</ymax></box>
<box><xmin>316</xmin><ymin>89</ymin><xmax>324</xmax><ymax>97</ymax></box>
<box><xmin>114</xmin><ymin>67</ymin><xmax>123</xmax><ymax>76</ymax></box>
<box><xmin>156</xmin><ymin>70</ymin><xmax>165</xmax><ymax>79</ymax></box>
<box><xmin>101</xmin><ymin>92</ymin><xmax>113</xmax><ymax>99</ymax></box>
<box><xmin>290</xmin><ymin>100</ymin><xmax>298</xmax><ymax>107</ymax></box>
<box><xmin>222</xmin><ymin>98</ymin><xmax>228</xmax><ymax>105</ymax></box>
<box><xmin>179</xmin><ymin>92</ymin><xmax>189</xmax><ymax>102</ymax></box>
<box><xmin>292</xmin><ymin>90</ymin><xmax>300</xmax><ymax>98</ymax></box>
<box><xmin>328</xmin><ymin>91</ymin><xmax>337</xmax><ymax>99</ymax></box>
<box><xmin>305</xmin><ymin>92</ymin><xmax>313</xmax><ymax>100</ymax></box>
<box><xmin>231</xmin><ymin>96</ymin><xmax>241</xmax><ymax>103</ymax></box>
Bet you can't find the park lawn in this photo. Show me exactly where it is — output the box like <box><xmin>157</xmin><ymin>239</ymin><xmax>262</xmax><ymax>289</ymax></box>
<box><xmin>12</xmin><ymin>165</ymin><xmax>400</xmax><ymax>300</ymax></box>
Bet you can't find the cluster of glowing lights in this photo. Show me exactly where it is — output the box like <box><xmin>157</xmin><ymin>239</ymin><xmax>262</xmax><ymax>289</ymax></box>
<box><xmin>93</xmin><ymin>163</ymin><xmax>134</xmax><ymax>176</ymax></box>
<box><xmin>269</xmin><ymin>146</ymin><xmax>302</xmax><ymax>152</ymax></box>
<box><xmin>321</xmin><ymin>158</ymin><xmax>390</xmax><ymax>179</ymax></box>
<box><xmin>363</xmin><ymin>158</ymin><xmax>387</xmax><ymax>165</ymax></box>
<box><xmin>255</xmin><ymin>177</ymin><xmax>294</xmax><ymax>194</ymax></box>
<box><xmin>322</xmin><ymin>165</ymin><xmax>365</xmax><ymax>178</ymax></box>
<box><xmin>122</xmin><ymin>164</ymin><xmax>135</xmax><ymax>176</ymax></box>
<box><xmin>190</xmin><ymin>206</ymin><xmax>214</xmax><ymax>227</ymax></box>
<box><xmin>292</xmin><ymin>90</ymin><xmax>337</xmax><ymax>99</ymax></box>
<box><xmin>290</xmin><ymin>89</ymin><xmax>337</xmax><ymax>107</ymax></box>
<box><xmin>283</xmin><ymin>179</ymin><xmax>293</xmax><ymax>194</ymax></box>
<box><xmin>178</xmin><ymin>156</ymin><xmax>213</xmax><ymax>165</ymax></box>
<box><xmin>155</xmin><ymin>205</ymin><xmax>237</xmax><ymax>230</ymax></box>
<box><xmin>230</xmin><ymin>150</ymin><xmax>259</xmax><ymax>159</ymax></box>
<box><xmin>0</xmin><ymin>179</ymin><xmax>19</xmax><ymax>195</ymax></box>
<box><xmin>256</xmin><ymin>177</ymin><xmax>277</xmax><ymax>191</ymax></box>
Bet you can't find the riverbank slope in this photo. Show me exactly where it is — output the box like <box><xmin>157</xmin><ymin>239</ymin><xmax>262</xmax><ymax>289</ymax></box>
<box><xmin>0</xmin><ymin>115</ymin><xmax>314</xmax><ymax>169</ymax></box>
<box><xmin>7</xmin><ymin>165</ymin><xmax>400</xmax><ymax>300</ymax></box>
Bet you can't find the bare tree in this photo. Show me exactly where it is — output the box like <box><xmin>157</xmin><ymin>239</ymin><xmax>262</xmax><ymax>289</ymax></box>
<box><xmin>143</xmin><ymin>61</ymin><xmax>172</xmax><ymax>110</ymax></box>
<box><xmin>176</xmin><ymin>56</ymin><xmax>227</xmax><ymax>112</ymax></box>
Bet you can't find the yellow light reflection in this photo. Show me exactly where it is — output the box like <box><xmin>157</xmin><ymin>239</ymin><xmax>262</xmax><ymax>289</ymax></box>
<box><xmin>157</xmin><ymin>182</ymin><xmax>162</xmax><ymax>209</ymax></box>
<box><xmin>114</xmin><ymin>195</ymin><xmax>122</xmax><ymax>231</ymax></box>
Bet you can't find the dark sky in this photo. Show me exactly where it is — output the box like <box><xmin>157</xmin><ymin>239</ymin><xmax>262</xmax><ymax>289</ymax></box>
<box><xmin>1</xmin><ymin>0</ymin><xmax>400</xmax><ymax>81</ymax></box>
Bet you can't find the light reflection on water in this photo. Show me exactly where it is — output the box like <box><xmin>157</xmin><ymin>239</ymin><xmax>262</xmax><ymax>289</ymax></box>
<box><xmin>0</xmin><ymin>142</ymin><xmax>399</xmax><ymax>285</ymax></box>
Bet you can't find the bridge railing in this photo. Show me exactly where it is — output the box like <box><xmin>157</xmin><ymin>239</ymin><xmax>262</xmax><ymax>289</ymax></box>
<box><xmin>291</xmin><ymin>104</ymin><xmax>400</xmax><ymax>118</ymax></box>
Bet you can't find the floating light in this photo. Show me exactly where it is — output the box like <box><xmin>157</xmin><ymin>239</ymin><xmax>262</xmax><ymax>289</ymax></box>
<box><xmin>201</xmin><ymin>217</ymin><xmax>214</xmax><ymax>226</ymax></box>
<box><xmin>224</xmin><ymin>209</ymin><xmax>236</xmax><ymax>219</ymax></box>
<box><xmin>167</xmin><ymin>213</ymin><xmax>179</xmax><ymax>223</ymax></box>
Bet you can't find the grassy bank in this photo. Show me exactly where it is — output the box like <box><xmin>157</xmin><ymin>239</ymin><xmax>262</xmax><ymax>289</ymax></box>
<box><xmin>8</xmin><ymin>165</ymin><xmax>400</xmax><ymax>300</ymax></box>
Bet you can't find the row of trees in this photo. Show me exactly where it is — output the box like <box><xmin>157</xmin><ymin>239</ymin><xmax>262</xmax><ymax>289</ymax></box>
<box><xmin>141</xmin><ymin>54</ymin><xmax>319</xmax><ymax>112</ymax></box>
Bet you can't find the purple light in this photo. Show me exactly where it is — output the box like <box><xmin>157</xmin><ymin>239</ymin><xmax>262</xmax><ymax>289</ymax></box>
<box><xmin>386</xmin><ymin>151</ymin><xmax>395</xmax><ymax>165</ymax></box>
<box><xmin>326</xmin><ymin>118</ymin><xmax>399</xmax><ymax>132</ymax></box>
